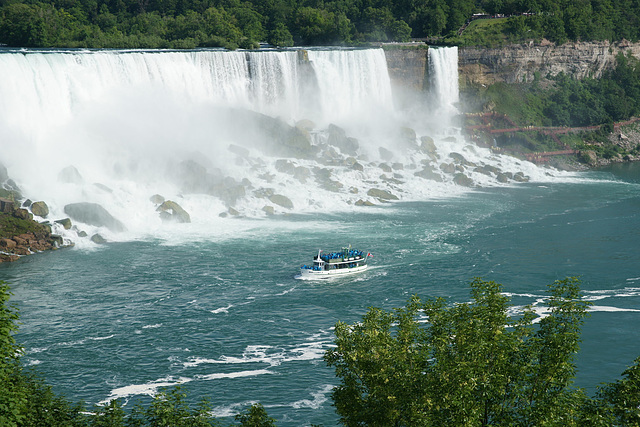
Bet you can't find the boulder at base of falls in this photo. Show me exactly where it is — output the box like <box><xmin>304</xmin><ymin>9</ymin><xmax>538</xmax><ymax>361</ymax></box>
<box><xmin>55</xmin><ymin>218</ymin><xmax>72</xmax><ymax>230</ymax></box>
<box><xmin>91</xmin><ymin>234</ymin><xmax>107</xmax><ymax>244</ymax></box>
<box><xmin>415</xmin><ymin>167</ymin><xmax>444</xmax><ymax>182</ymax></box>
<box><xmin>367</xmin><ymin>188</ymin><xmax>399</xmax><ymax>201</ymax></box>
<box><xmin>58</xmin><ymin>165</ymin><xmax>84</xmax><ymax>184</ymax></box>
<box><xmin>262</xmin><ymin>205</ymin><xmax>275</xmax><ymax>216</ymax></box>
<box><xmin>30</xmin><ymin>201</ymin><xmax>49</xmax><ymax>218</ymax></box>
<box><xmin>268</xmin><ymin>194</ymin><xmax>294</xmax><ymax>210</ymax></box>
<box><xmin>453</xmin><ymin>173</ymin><xmax>474</xmax><ymax>187</ymax></box>
<box><xmin>64</xmin><ymin>202</ymin><xmax>127</xmax><ymax>232</ymax></box>
<box><xmin>420</xmin><ymin>136</ymin><xmax>437</xmax><ymax>154</ymax></box>
<box><xmin>157</xmin><ymin>200</ymin><xmax>191</xmax><ymax>223</ymax></box>
<box><xmin>513</xmin><ymin>172</ymin><xmax>530</xmax><ymax>182</ymax></box>
<box><xmin>327</xmin><ymin>124</ymin><xmax>359</xmax><ymax>155</ymax></box>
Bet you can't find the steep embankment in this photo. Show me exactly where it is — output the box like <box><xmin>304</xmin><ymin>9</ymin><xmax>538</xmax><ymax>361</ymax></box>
<box><xmin>458</xmin><ymin>40</ymin><xmax>640</xmax><ymax>86</ymax></box>
<box><xmin>384</xmin><ymin>40</ymin><xmax>640</xmax><ymax>94</ymax></box>
<box><xmin>384</xmin><ymin>41</ymin><xmax>640</xmax><ymax>167</ymax></box>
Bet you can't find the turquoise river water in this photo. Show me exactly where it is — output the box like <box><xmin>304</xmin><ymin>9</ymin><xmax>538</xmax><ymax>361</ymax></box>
<box><xmin>2</xmin><ymin>162</ymin><xmax>639</xmax><ymax>426</ymax></box>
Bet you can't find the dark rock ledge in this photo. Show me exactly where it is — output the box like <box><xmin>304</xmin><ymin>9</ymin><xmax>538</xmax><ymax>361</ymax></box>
<box><xmin>0</xmin><ymin>198</ymin><xmax>68</xmax><ymax>263</ymax></box>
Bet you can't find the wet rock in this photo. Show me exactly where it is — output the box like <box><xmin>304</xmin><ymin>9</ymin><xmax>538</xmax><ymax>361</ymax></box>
<box><xmin>415</xmin><ymin>167</ymin><xmax>443</xmax><ymax>182</ymax></box>
<box><xmin>296</xmin><ymin>119</ymin><xmax>315</xmax><ymax>131</ymax></box>
<box><xmin>475</xmin><ymin>165</ymin><xmax>500</xmax><ymax>175</ymax></box>
<box><xmin>55</xmin><ymin>218</ymin><xmax>72</xmax><ymax>230</ymax></box>
<box><xmin>454</xmin><ymin>173</ymin><xmax>474</xmax><ymax>187</ymax></box>
<box><xmin>496</xmin><ymin>172</ymin><xmax>510</xmax><ymax>183</ymax></box>
<box><xmin>293</xmin><ymin>167</ymin><xmax>311</xmax><ymax>183</ymax></box>
<box><xmin>513</xmin><ymin>172</ymin><xmax>529</xmax><ymax>182</ymax></box>
<box><xmin>31</xmin><ymin>201</ymin><xmax>49</xmax><ymax>218</ymax></box>
<box><xmin>351</xmin><ymin>162</ymin><xmax>364</xmax><ymax>172</ymax></box>
<box><xmin>269</xmin><ymin>194</ymin><xmax>294</xmax><ymax>210</ymax></box>
<box><xmin>175</xmin><ymin>159</ymin><xmax>210</xmax><ymax>193</ymax></box>
<box><xmin>355</xmin><ymin>199</ymin><xmax>376</xmax><ymax>206</ymax></box>
<box><xmin>327</xmin><ymin>124</ymin><xmax>359</xmax><ymax>156</ymax></box>
<box><xmin>0</xmin><ymin>253</ymin><xmax>20</xmax><ymax>262</ymax></box>
<box><xmin>157</xmin><ymin>200</ymin><xmax>191</xmax><ymax>223</ymax></box>
<box><xmin>275</xmin><ymin>159</ymin><xmax>296</xmax><ymax>175</ymax></box>
<box><xmin>93</xmin><ymin>183</ymin><xmax>113</xmax><ymax>193</ymax></box>
<box><xmin>400</xmin><ymin>127</ymin><xmax>417</xmax><ymax>142</ymax></box>
<box><xmin>213</xmin><ymin>182</ymin><xmax>246</xmax><ymax>206</ymax></box>
<box><xmin>420</xmin><ymin>136</ymin><xmax>437</xmax><ymax>154</ymax></box>
<box><xmin>449</xmin><ymin>152</ymin><xmax>468</xmax><ymax>164</ymax></box>
<box><xmin>379</xmin><ymin>163</ymin><xmax>393</xmax><ymax>173</ymax></box>
<box><xmin>262</xmin><ymin>205</ymin><xmax>275</xmax><ymax>215</ymax></box>
<box><xmin>1</xmin><ymin>179</ymin><xmax>22</xmax><ymax>201</ymax></box>
<box><xmin>58</xmin><ymin>165</ymin><xmax>84</xmax><ymax>184</ymax></box>
<box><xmin>314</xmin><ymin>168</ymin><xmax>343</xmax><ymax>192</ymax></box>
<box><xmin>254</xmin><ymin>188</ymin><xmax>275</xmax><ymax>198</ymax></box>
<box><xmin>440</xmin><ymin>163</ymin><xmax>456</xmax><ymax>174</ymax></box>
<box><xmin>367</xmin><ymin>188</ymin><xmax>399</xmax><ymax>201</ymax></box>
<box><xmin>91</xmin><ymin>234</ymin><xmax>107</xmax><ymax>244</ymax></box>
<box><xmin>64</xmin><ymin>202</ymin><xmax>127</xmax><ymax>232</ymax></box>
<box><xmin>379</xmin><ymin>147</ymin><xmax>394</xmax><ymax>161</ymax></box>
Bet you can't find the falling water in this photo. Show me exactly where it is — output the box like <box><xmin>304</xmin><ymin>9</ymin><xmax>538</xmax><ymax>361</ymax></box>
<box><xmin>0</xmin><ymin>47</ymin><xmax>555</xmax><ymax>243</ymax></box>
<box><xmin>428</xmin><ymin>46</ymin><xmax>460</xmax><ymax>113</ymax></box>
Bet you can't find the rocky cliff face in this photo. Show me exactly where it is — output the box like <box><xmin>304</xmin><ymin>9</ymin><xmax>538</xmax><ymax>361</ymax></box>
<box><xmin>383</xmin><ymin>41</ymin><xmax>640</xmax><ymax>90</ymax></box>
<box><xmin>458</xmin><ymin>40</ymin><xmax>640</xmax><ymax>86</ymax></box>
<box><xmin>383</xmin><ymin>48</ymin><xmax>428</xmax><ymax>91</ymax></box>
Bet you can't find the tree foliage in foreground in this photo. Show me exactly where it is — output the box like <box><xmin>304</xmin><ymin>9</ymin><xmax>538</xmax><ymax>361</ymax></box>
<box><xmin>325</xmin><ymin>277</ymin><xmax>640</xmax><ymax>426</ymax></box>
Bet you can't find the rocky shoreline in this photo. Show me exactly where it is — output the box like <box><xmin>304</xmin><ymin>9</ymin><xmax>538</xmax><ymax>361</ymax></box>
<box><xmin>0</xmin><ymin>199</ymin><xmax>66</xmax><ymax>263</ymax></box>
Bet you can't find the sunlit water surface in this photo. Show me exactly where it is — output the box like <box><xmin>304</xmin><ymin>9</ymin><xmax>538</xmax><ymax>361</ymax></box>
<box><xmin>2</xmin><ymin>163</ymin><xmax>640</xmax><ymax>426</ymax></box>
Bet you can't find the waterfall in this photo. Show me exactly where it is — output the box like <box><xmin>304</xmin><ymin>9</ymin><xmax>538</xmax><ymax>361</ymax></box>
<box><xmin>428</xmin><ymin>46</ymin><xmax>460</xmax><ymax>114</ymax></box>
<box><xmin>0</xmin><ymin>47</ymin><xmax>550</xmax><ymax>242</ymax></box>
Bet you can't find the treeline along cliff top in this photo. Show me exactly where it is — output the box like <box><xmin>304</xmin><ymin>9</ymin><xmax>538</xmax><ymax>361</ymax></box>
<box><xmin>1</xmin><ymin>0</ymin><xmax>639</xmax><ymax>49</ymax></box>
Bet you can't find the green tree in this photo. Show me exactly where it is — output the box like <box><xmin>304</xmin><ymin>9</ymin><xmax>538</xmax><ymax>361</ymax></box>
<box><xmin>268</xmin><ymin>21</ymin><xmax>293</xmax><ymax>46</ymax></box>
<box><xmin>596</xmin><ymin>356</ymin><xmax>640</xmax><ymax>425</ymax></box>
<box><xmin>234</xmin><ymin>403</ymin><xmax>276</xmax><ymax>427</ymax></box>
<box><xmin>128</xmin><ymin>386</ymin><xmax>216</xmax><ymax>427</ymax></box>
<box><xmin>0</xmin><ymin>281</ymin><xmax>25</xmax><ymax>427</ymax></box>
<box><xmin>325</xmin><ymin>277</ymin><xmax>592</xmax><ymax>426</ymax></box>
<box><xmin>0</xmin><ymin>3</ymin><xmax>47</xmax><ymax>46</ymax></box>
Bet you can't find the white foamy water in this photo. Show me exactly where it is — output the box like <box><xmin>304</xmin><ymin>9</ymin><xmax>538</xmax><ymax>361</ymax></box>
<box><xmin>0</xmin><ymin>47</ymin><xmax>568</xmax><ymax>244</ymax></box>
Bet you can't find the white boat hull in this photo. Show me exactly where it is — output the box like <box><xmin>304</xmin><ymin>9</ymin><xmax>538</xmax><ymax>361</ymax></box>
<box><xmin>299</xmin><ymin>264</ymin><xmax>368</xmax><ymax>279</ymax></box>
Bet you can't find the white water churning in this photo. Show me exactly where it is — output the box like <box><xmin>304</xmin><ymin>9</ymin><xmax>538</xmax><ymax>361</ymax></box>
<box><xmin>0</xmin><ymin>47</ymin><xmax>551</xmax><ymax>241</ymax></box>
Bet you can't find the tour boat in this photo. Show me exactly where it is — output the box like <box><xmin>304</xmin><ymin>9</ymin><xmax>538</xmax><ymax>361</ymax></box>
<box><xmin>300</xmin><ymin>246</ymin><xmax>371</xmax><ymax>278</ymax></box>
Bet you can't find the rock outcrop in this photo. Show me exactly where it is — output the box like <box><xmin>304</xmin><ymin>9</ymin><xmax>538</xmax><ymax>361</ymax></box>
<box><xmin>0</xmin><ymin>206</ymin><xmax>66</xmax><ymax>263</ymax></box>
<box><xmin>156</xmin><ymin>200</ymin><xmax>191</xmax><ymax>223</ymax></box>
<box><xmin>458</xmin><ymin>40</ymin><xmax>640</xmax><ymax>86</ymax></box>
<box><xmin>382</xmin><ymin>41</ymin><xmax>640</xmax><ymax>91</ymax></box>
<box><xmin>63</xmin><ymin>202</ymin><xmax>127</xmax><ymax>232</ymax></box>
